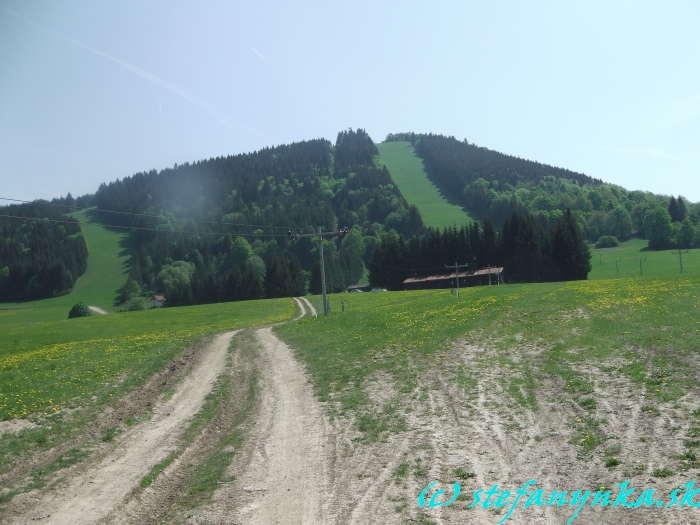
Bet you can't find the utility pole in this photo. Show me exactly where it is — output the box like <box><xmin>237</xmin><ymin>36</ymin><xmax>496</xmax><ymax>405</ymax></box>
<box><xmin>672</xmin><ymin>249</ymin><xmax>689</xmax><ymax>274</ymax></box>
<box><xmin>446</xmin><ymin>262</ymin><xmax>470</xmax><ymax>298</ymax></box>
<box><xmin>615</xmin><ymin>260</ymin><xmax>621</xmax><ymax>274</ymax></box>
<box><xmin>639</xmin><ymin>258</ymin><xmax>646</xmax><ymax>277</ymax></box>
<box><xmin>289</xmin><ymin>226</ymin><xmax>348</xmax><ymax>316</ymax></box>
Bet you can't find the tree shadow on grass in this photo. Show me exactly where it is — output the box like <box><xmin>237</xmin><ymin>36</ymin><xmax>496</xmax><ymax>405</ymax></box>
<box><xmin>411</xmin><ymin>149</ymin><xmax>475</xmax><ymax>224</ymax></box>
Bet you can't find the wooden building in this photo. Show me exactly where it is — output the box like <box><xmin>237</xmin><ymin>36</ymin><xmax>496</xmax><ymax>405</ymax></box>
<box><xmin>403</xmin><ymin>267</ymin><xmax>504</xmax><ymax>291</ymax></box>
<box><xmin>151</xmin><ymin>295</ymin><xmax>166</xmax><ymax>308</ymax></box>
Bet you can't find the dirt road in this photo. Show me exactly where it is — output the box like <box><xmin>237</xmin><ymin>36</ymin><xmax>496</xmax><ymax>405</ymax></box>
<box><xmin>228</xmin><ymin>326</ymin><xmax>330</xmax><ymax>524</ymax></box>
<box><xmin>4</xmin><ymin>298</ymin><xmax>329</xmax><ymax>525</ymax></box>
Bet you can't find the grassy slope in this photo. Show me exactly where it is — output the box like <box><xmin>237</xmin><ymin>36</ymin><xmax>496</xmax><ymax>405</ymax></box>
<box><xmin>68</xmin><ymin>209</ymin><xmax>132</xmax><ymax>309</ymax></box>
<box><xmin>278</xmin><ymin>273</ymin><xmax>700</xmax><ymax>440</ymax></box>
<box><xmin>0</xmin><ymin>209</ymin><xmax>130</xmax><ymax>325</ymax></box>
<box><xmin>589</xmin><ymin>238</ymin><xmax>699</xmax><ymax>280</ymax></box>
<box><xmin>376</xmin><ymin>141</ymin><xmax>472</xmax><ymax>229</ymax></box>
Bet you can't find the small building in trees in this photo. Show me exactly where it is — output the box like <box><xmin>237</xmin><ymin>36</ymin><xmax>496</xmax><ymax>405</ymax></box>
<box><xmin>151</xmin><ymin>295</ymin><xmax>166</xmax><ymax>308</ymax></box>
<box><xmin>403</xmin><ymin>267</ymin><xmax>504</xmax><ymax>291</ymax></box>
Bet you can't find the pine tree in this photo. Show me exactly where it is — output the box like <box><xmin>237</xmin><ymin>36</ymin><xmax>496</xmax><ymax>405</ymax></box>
<box><xmin>677</xmin><ymin>196</ymin><xmax>687</xmax><ymax>223</ymax></box>
<box><xmin>548</xmin><ymin>209</ymin><xmax>591</xmax><ymax>281</ymax></box>
<box><xmin>668</xmin><ymin>196</ymin><xmax>680</xmax><ymax>222</ymax></box>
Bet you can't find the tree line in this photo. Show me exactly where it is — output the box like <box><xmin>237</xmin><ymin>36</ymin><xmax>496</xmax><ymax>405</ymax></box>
<box><xmin>369</xmin><ymin>209</ymin><xmax>591</xmax><ymax>290</ymax></box>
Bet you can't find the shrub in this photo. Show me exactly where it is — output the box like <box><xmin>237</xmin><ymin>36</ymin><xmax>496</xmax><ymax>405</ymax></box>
<box><xmin>122</xmin><ymin>297</ymin><xmax>149</xmax><ymax>311</ymax></box>
<box><xmin>68</xmin><ymin>302</ymin><xmax>92</xmax><ymax>319</ymax></box>
<box><xmin>595</xmin><ymin>235</ymin><xmax>618</xmax><ymax>248</ymax></box>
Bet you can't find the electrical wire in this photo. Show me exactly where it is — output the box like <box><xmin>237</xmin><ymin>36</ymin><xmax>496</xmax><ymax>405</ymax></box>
<box><xmin>0</xmin><ymin>213</ymin><xmax>290</xmax><ymax>238</ymax></box>
<box><xmin>0</xmin><ymin>196</ymin><xmax>310</xmax><ymax>233</ymax></box>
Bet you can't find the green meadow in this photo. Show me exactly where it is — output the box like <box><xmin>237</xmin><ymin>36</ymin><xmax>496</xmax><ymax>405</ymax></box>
<box><xmin>2</xmin><ymin>205</ymin><xmax>697</xmax><ymax>447</ymax></box>
<box><xmin>377</xmin><ymin>141</ymin><xmax>472</xmax><ymax>229</ymax></box>
<box><xmin>589</xmin><ymin>238</ymin><xmax>698</xmax><ymax>280</ymax></box>
<box><xmin>3</xmin><ymin>211</ymin><xmax>696</xmax><ymax>426</ymax></box>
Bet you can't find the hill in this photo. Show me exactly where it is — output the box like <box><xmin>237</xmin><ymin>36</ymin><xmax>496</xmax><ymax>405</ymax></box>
<box><xmin>83</xmin><ymin>129</ymin><xmax>424</xmax><ymax>307</ymax></box>
<box><xmin>3</xmin><ymin>128</ymin><xmax>699</xmax><ymax>309</ymax></box>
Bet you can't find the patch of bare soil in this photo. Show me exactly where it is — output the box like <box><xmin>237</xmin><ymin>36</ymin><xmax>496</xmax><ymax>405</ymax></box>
<box><xmin>2</xmin><ymin>331</ymin><xmax>237</xmax><ymax>525</ymax></box>
<box><xmin>88</xmin><ymin>306</ymin><xmax>109</xmax><ymax>315</ymax></box>
<box><xmin>197</xmin><ymin>334</ymin><xmax>700</xmax><ymax>525</ymax></box>
<box><xmin>303</xmin><ymin>339</ymin><xmax>700</xmax><ymax>525</ymax></box>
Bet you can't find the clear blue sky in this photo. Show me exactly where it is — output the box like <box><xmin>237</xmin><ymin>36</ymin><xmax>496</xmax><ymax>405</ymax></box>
<box><xmin>2</xmin><ymin>1</ymin><xmax>698</xmax><ymax>203</ymax></box>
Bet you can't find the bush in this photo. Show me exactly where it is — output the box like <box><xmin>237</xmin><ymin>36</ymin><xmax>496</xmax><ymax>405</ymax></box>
<box><xmin>68</xmin><ymin>302</ymin><xmax>92</xmax><ymax>319</ymax></box>
<box><xmin>595</xmin><ymin>235</ymin><xmax>619</xmax><ymax>248</ymax></box>
<box><xmin>121</xmin><ymin>297</ymin><xmax>149</xmax><ymax>311</ymax></box>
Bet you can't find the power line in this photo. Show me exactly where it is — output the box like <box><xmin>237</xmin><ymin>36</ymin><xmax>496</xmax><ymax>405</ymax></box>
<box><xmin>0</xmin><ymin>213</ymin><xmax>290</xmax><ymax>238</ymax></box>
<box><xmin>0</xmin><ymin>196</ymin><xmax>299</xmax><ymax>233</ymax></box>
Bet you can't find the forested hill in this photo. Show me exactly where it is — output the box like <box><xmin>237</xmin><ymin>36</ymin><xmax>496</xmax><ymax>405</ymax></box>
<box><xmin>4</xmin><ymin>128</ymin><xmax>697</xmax><ymax>306</ymax></box>
<box><xmin>384</xmin><ymin>133</ymin><xmax>695</xmax><ymax>246</ymax></box>
<box><xmin>79</xmin><ymin>129</ymin><xmax>424</xmax><ymax>307</ymax></box>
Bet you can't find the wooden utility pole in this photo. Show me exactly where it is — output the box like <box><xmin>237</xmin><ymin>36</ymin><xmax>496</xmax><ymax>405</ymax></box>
<box><xmin>446</xmin><ymin>262</ymin><xmax>470</xmax><ymax>298</ymax></box>
<box><xmin>289</xmin><ymin>227</ymin><xmax>348</xmax><ymax>316</ymax></box>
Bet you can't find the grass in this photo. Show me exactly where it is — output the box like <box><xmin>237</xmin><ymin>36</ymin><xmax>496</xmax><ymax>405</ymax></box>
<box><xmin>377</xmin><ymin>141</ymin><xmax>472</xmax><ymax>229</ymax></box>
<box><xmin>276</xmin><ymin>273</ymin><xmax>700</xmax><ymax>444</ymax></box>
<box><xmin>589</xmin><ymin>238</ymin><xmax>699</xmax><ymax>280</ymax></box>
<box><xmin>454</xmin><ymin>467</ymin><xmax>476</xmax><ymax>479</ymax></box>
<box><xmin>0</xmin><ymin>298</ymin><xmax>294</xmax><ymax>421</ymax></box>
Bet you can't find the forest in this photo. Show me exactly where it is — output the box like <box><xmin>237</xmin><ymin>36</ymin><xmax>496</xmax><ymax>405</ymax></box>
<box><xmin>0</xmin><ymin>202</ymin><xmax>88</xmax><ymax>300</ymax></box>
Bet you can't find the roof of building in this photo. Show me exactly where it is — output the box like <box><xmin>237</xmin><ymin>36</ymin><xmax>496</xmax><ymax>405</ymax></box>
<box><xmin>403</xmin><ymin>267</ymin><xmax>504</xmax><ymax>284</ymax></box>
<box><xmin>152</xmin><ymin>295</ymin><xmax>166</xmax><ymax>301</ymax></box>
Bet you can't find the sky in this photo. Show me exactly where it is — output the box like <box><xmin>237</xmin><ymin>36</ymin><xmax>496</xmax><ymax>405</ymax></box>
<box><xmin>1</xmin><ymin>0</ymin><xmax>699</xmax><ymax>204</ymax></box>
